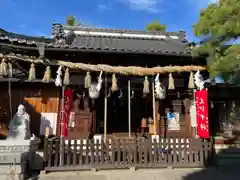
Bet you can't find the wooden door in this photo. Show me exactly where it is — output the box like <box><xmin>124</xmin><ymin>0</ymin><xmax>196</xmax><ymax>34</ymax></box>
<box><xmin>24</xmin><ymin>96</ymin><xmax>60</xmax><ymax>136</ymax></box>
<box><xmin>68</xmin><ymin>98</ymin><xmax>93</xmax><ymax>139</ymax></box>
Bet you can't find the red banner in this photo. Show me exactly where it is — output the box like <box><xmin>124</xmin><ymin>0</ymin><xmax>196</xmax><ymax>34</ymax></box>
<box><xmin>195</xmin><ymin>89</ymin><xmax>210</xmax><ymax>139</ymax></box>
<box><xmin>61</xmin><ymin>89</ymin><xmax>73</xmax><ymax>137</ymax></box>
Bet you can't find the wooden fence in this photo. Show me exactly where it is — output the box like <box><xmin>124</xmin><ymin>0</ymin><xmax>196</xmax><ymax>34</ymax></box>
<box><xmin>43</xmin><ymin>137</ymin><xmax>214</xmax><ymax>172</ymax></box>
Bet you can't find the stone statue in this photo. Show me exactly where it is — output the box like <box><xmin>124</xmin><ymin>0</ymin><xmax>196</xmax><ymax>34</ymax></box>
<box><xmin>8</xmin><ymin>104</ymin><xmax>30</xmax><ymax>140</ymax></box>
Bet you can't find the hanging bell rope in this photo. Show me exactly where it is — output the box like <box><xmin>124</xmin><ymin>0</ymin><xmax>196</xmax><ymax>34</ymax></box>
<box><xmin>63</xmin><ymin>68</ymin><xmax>70</xmax><ymax>85</ymax></box>
<box><xmin>28</xmin><ymin>63</ymin><xmax>36</xmax><ymax>81</ymax></box>
<box><xmin>111</xmin><ymin>73</ymin><xmax>118</xmax><ymax>91</ymax></box>
<box><xmin>168</xmin><ymin>73</ymin><xmax>175</xmax><ymax>90</ymax></box>
<box><xmin>8</xmin><ymin>62</ymin><xmax>12</xmax><ymax>78</ymax></box>
<box><xmin>188</xmin><ymin>71</ymin><xmax>195</xmax><ymax>89</ymax></box>
<box><xmin>143</xmin><ymin>76</ymin><xmax>150</xmax><ymax>94</ymax></box>
<box><xmin>84</xmin><ymin>71</ymin><xmax>91</xmax><ymax>88</ymax></box>
<box><xmin>42</xmin><ymin>66</ymin><xmax>51</xmax><ymax>83</ymax></box>
<box><xmin>0</xmin><ymin>58</ymin><xmax>8</xmax><ymax>76</ymax></box>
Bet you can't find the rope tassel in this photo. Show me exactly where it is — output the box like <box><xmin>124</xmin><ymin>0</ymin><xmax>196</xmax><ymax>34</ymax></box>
<box><xmin>55</xmin><ymin>66</ymin><xmax>62</xmax><ymax>87</ymax></box>
<box><xmin>84</xmin><ymin>71</ymin><xmax>91</xmax><ymax>89</ymax></box>
<box><xmin>111</xmin><ymin>73</ymin><xmax>118</xmax><ymax>92</ymax></box>
<box><xmin>168</xmin><ymin>73</ymin><xmax>175</xmax><ymax>90</ymax></box>
<box><xmin>42</xmin><ymin>66</ymin><xmax>51</xmax><ymax>83</ymax></box>
<box><xmin>8</xmin><ymin>62</ymin><xmax>12</xmax><ymax>78</ymax></box>
<box><xmin>63</xmin><ymin>68</ymin><xmax>70</xmax><ymax>85</ymax></box>
<box><xmin>28</xmin><ymin>63</ymin><xmax>36</xmax><ymax>81</ymax></box>
<box><xmin>143</xmin><ymin>76</ymin><xmax>150</xmax><ymax>94</ymax></box>
<box><xmin>188</xmin><ymin>71</ymin><xmax>195</xmax><ymax>89</ymax></box>
<box><xmin>0</xmin><ymin>58</ymin><xmax>8</xmax><ymax>76</ymax></box>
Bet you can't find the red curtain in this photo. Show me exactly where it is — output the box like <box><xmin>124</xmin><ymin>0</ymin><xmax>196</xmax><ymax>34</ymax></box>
<box><xmin>61</xmin><ymin>89</ymin><xmax>73</xmax><ymax>137</ymax></box>
<box><xmin>195</xmin><ymin>89</ymin><xmax>210</xmax><ymax>139</ymax></box>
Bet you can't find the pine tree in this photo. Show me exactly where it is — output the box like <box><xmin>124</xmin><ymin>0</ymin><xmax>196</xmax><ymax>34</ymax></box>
<box><xmin>193</xmin><ymin>0</ymin><xmax>240</xmax><ymax>82</ymax></box>
<box><xmin>146</xmin><ymin>20</ymin><xmax>166</xmax><ymax>32</ymax></box>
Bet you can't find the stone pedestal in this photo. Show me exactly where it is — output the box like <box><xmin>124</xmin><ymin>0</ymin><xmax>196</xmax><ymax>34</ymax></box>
<box><xmin>0</xmin><ymin>139</ymin><xmax>40</xmax><ymax>174</ymax></box>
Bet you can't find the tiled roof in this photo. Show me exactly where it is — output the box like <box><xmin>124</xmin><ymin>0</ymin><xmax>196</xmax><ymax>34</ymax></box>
<box><xmin>54</xmin><ymin>34</ymin><xmax>189</xmax><ymax>55</ymax></box>
<box><xmin>0</xmin><ymin>26</ymin><xmax>191</xmax><ymax>56</ymax></box>
<box><xmin>0</xmin><ymin>28</ymin><xmax>52</xmax><ymax>44</ymax></box>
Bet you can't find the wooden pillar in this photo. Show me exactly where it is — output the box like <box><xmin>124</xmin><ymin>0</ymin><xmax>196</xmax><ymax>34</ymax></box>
<box><xmin>183</xmin><ymin>98</ymin><xmax>192</xmax><ymax>137</ymax></box>
<box><xmin>128</xmin><ymin>80</ymin><xmax>131</xmax><ymax>138</ymax></box>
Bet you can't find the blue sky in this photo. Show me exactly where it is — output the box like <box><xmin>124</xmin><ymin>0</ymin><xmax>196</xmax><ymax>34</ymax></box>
<box><xmin>0</xmin><ymin>0</ymin><xmax>215</xmax><ymax>40</ymax></box>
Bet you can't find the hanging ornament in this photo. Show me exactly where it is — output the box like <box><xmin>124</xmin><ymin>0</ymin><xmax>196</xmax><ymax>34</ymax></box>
<box><xmin>143</xmin><ymin>76</ymin><xmax>150</xmax><ymax>94</ymax></box>
<box><xmin>28</xmin><ymin>63</ymin><xmax>36</xmax><ymax>81</ymax></box>
<box><xmin>210</xmin><ymin>101</ymin><xmax>214</xmax><ymax>108</ymax></box>
<box><xmin>8</xmin><ymin>62</ymin><xmax>12</xmax><ymax>78</ymax></box>
<box><xmin>118</xmin><ymin>89</ymin><xmax>123</xmax><ymax>98</ymax></box>
<box><xmin>188</xmin><ymin>71</ymin><xmax>195</xmax><ymax>89</ymax></box>
<box><xmin>131</xmin><ymin>90</ymin><xmax>135</xmax><ymax>99</ymax></box>
<box><xmin>96</xmin><ymin>71</ymin><xmax>103</xmax><ymax>91</ymax></box>
<box><xmin>194</xmin><ymin>70</ymin><xmax>204</xmax><ymax>90</ymax></box>
<box><xmin>107</xmin><ymin>88</ymin><xmax>112</xmax><ymax>98</ymax></box>
<box><xmin>84</xmin><ymin>71</ymin><xmax>91</xmax><ymax>89</ymax></box>
<box><xmin>168</xmin><ymin>73</ymin><xmax>175</xmax><ymax>90</ymax></box>
<box><xmin>111</xmin><ymin>73</ymin><xmax>118</xmax><ymax>92</ymax></box>
<box><xmin>89</xmin><ymin>71</ymin><xmax>103</xmax><ymax>100</ymax></box>
<box><xmin>63</xmin><ymin>68</ymin><xmax>70</xmax><ymax>85</ymax></box>
<box><xmin>55</xmin><ymin>66</ymin><xmax>62</xmax><ymax>87</ymax></box>
<box><xmin>89</xmin><ymin>83</ymin><xmax>100</xmax><ymax>99</ymax></box>
<box><xmin>42</xmin><ymin>66</ymin><xmax>51</xmax><ymax>83</ymax></box>
<box><xmin>155</xmin><ymin>73</ymin><xmax>160</xmax><ymax>98</ymax></box>
<box><xmin>155</xmin><ymin>73</ymin><xmax>166</xmax><ymax>99</ymax></box>
<box><xmin>0</xmin><ymin>58</ymin><xmax>8</xmax><ymax>76</ymax></box>
<box><xmin>177</xmin><ymin>92</ymin><xmax>180</xmax><ymax>99</ymax></box>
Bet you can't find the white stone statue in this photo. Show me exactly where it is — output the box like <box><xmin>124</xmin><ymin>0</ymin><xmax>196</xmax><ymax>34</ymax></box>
<box><xmin>8</xmin><ymin>104</ymin><xmax>30</xmax><ymax>140</ymax></box>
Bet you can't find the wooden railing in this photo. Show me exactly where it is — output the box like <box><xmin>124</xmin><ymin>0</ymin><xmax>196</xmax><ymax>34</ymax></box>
<box><xmin>43</xmin><ymin>137</ymin><xmax>214</xmax><ymax>172</ymax></box>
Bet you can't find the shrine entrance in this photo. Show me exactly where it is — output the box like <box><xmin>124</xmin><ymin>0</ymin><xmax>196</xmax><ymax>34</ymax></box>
<box><xmin>95</xmin><ymin>78</ymin><xmax>153</xmax><ymax>136</ymax></box>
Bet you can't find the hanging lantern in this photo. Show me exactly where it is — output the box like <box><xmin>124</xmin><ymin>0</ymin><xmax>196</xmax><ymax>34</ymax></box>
<box><xmin>55</xmin><ymin>66</ymin><xmax>62</xmax><ymax>87</ymax></box>
<box><xmin>143</xmin><ymin>76</ymin><xmax>150</xmax><ymax>94</ymax></box>
<box><xmin>188</xmin><ymin>71</ymin><xmax>195</xmax><ymax>89</ymax></box>
<box><xmin>28</xmin><ymin>63</ymin><xmax>36</xmax><ymax>81</ymax></box>
<box><xmin>0</xmin><ymin>58</ymin><xmax>8</xmax><ymax>76</ymax></box>
<box><xmin>63</xmin><ymin>68</ymin><xmax>70</xmax><ymax>85</ymax></box>
<box><xmin>42</xmin><ymin>66</ymin><xmax>51</xmax><ymax>83</ymax></box>
<box><xmin>111</xmin><ymin>73</ymin><xmax>118</xmax><ymax>92</ymax></box>
<box><xmin>84</xmin><ymin>71</ymin><xmax>91</xmax><ymax>89</ymax></box>
<box><xmin>168</xmin><ymin>73</ymin><xmax>175</xmax><ymax>90</ymax></box>
<box><xmin>89</xmin><ymin>83</ymin><xmax>100</xmax><ymax>99</ymax></box>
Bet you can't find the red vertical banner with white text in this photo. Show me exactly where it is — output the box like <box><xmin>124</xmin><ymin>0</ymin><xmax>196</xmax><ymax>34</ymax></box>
<box><xmin>195</xmin><ymin>89</ymin><xmax>210</xmax><ymax>139</ymax></box>
<box><xmin>61</xmin><ymin>89</ymin><xmax>73</xmax><ymax>137</ymax></box>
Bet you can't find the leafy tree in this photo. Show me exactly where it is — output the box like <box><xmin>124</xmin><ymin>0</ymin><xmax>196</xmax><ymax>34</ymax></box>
<box><xmin>146</xmin><ymin>20</ymin><xmax>166</xmax><ymax>32</ymax></box>
<box><xmin>66</xmin><ymin>14</ymin><xmax>80</xmax><ymax>26</ymax></box>
<box><xmin>192</xmin><ymin>0</ymin><xmax>240</xmax><ymax>82</ymax></box>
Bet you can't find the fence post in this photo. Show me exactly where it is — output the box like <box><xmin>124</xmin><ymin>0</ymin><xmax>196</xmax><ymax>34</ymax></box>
<box><xmin>43</xmin><ymin>127</ymin><xmax>49</xmax><ymax>163</ymax></box>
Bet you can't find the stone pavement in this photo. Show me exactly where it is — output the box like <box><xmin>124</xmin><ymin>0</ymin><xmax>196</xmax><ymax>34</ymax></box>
<box><xmin>37</xmin><ymin>166</ymin><xmax>240</xmax><ymax>180</ymax></box>
<box><xmin>1</xmin><ymin>165</ymin><xmax>240</xmax><ymax>180</ymax></box>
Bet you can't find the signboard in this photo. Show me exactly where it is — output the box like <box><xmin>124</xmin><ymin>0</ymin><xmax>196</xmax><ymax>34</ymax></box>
<box><xmin>167</xmin><ymin>112</ymin><xmax>180</xmax><ymax>130</ymax></box>
<box><xmin>195</xmin><ymin>89</ymin><xmax>210</xmax><ymax>139</ymax></box>
<box><xmin>40</xmin><ymin>113</ymin><xmax>58</xmax><ymax>136</ymax></box>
